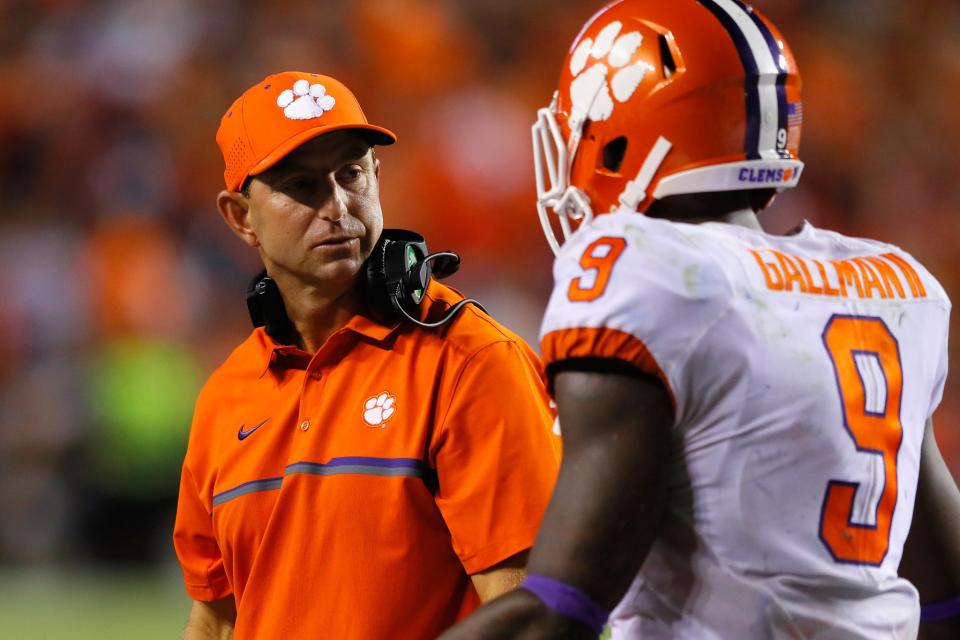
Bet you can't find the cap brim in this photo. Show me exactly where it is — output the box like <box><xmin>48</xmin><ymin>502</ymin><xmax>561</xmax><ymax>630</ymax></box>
<box><xmin>246</xmin><ymin>123</ymin><xmax>397</xmax><ymax>183</ymax></box>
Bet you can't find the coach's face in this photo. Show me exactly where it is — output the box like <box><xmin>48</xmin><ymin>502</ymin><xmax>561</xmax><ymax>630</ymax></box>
<box><xmin>220</xmin><ymin>130</ymin><xmax>383</xmax><ymax>290</ymax></box>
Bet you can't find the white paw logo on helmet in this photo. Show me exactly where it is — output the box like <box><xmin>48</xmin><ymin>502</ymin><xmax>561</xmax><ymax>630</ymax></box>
<box><xmin>569</xmin><ymin>21</ymin><xmax>654</xmax><ymax>122</ymax></box>
<box><xmin>363</xmin><ymin>392</ymin><xmax>396</xmax><ymax>428</ymax></box>
<box><xmin>277</xmin><ymin>79</ymin><xmax>336</xmax><ymax>120</ymax></box>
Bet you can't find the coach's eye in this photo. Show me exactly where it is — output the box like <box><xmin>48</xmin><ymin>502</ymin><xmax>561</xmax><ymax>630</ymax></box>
<box><xmin>282</xmin><ymin>175</ymin><xmax>316</xmax><ymax>193</ymax></box>
<box><xmin>337</xmin><ymin>166</ymin><xmax>366</xmax><ymax>187</ymax></box>
<box><xmin>339</xmin><ymin>166</ymin><xmax>363</xmax><ymax>181</ymax></box>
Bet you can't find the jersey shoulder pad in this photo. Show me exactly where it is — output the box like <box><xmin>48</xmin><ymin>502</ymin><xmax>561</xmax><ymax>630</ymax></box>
<box><xmin>812</xmin><ymin>227</ymin><xmax>951</xmax><ymax>308</ymax></box>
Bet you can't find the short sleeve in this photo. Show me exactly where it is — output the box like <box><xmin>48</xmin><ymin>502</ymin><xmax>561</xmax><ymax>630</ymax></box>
<box><xmin>431</xmin><ymin>340</ymin><xmax>559</xmax><ymax>575</ymax></box>
<box><xmin>539</xmin><ymin>213</ymin><xmax>732</xmax><ymax>415</ymax></box>
<box><xmin>173</xmin><ymin>463</ymin><xmax>232</xmax><ymax>601</ymax></box>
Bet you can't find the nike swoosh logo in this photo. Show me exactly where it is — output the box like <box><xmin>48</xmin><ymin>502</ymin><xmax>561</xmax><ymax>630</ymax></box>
<box><xmin>238</xmin><ymin>419</ymin><xmax>269</xmax><ymax>441</ymax></box>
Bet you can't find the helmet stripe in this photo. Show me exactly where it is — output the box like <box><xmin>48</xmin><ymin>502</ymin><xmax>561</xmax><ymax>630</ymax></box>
<box><xmin>696</xmin><ymin>0</ymin><xmax>786</xmax><ymax>161</ymax></box>
<box><xmin>737</xmin><ymin>2</ymin><xmax>792</xmax><ymax>159</ymax></box>
<box><xmin>696</xmin><ymin>0</ymin><xmax>761</xmax><ymax>160</ymax></box>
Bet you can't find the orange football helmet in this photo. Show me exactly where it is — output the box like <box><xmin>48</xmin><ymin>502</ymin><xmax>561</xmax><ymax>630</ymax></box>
<box><xmin>533</xmin><ymin>0</ymin><xmax>803</xmax><ymax>252</ymax></box>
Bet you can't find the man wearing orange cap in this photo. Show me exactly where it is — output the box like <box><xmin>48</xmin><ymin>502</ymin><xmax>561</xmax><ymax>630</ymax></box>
<box><xmin>172</xmin><ymin>71</ymin><xmax>559</xmax><ymax>639</ymax></box>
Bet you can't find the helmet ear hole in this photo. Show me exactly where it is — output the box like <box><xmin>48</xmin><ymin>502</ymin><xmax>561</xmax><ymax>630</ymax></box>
<box><xmin>602</xmin><ymin>136</ymin><xmax>628</xmax><ymax>173</ymax></box>
<box><xmin>659</xmin><ymin>34</ymin><xmax>677</xmax><ymax>79</ymax></box>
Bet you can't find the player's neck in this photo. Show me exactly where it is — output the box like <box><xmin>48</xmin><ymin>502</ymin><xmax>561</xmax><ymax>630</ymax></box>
<box><xmin>646</xmin><ymin>192</ymin><xmax>765</xmax><ymax>228</ymax></box>
<box><xmin>652</xmin><ymin>207</ymin><xmax>762</xmax><ymax>230</ymax></box>
<box><xmin>717</xmin><ymin>207</ymin><xmax>763</xmax><ymax>231</ymax></box>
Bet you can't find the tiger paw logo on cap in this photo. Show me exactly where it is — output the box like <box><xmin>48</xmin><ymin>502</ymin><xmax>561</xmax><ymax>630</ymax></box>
<box><xmin>277</xmin><ymin>79</ymin><xmax>336</xmax><ymax>120</ymax></box>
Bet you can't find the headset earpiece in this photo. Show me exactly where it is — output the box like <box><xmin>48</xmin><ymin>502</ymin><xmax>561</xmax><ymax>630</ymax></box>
<box><xmin>362</xmin><ymin>229</ymin><xmax>485</xmax><ymax>327</ymax></box>
<box><xmin>248</xmin><ymin>228</ymin><xmax>484</xmax><ymax>340</ymax></box>
<box><xmin>405</xmin><ymin>260</ymin><xmax>432</xmax><ymax>301</ymax></box>
<box><xmin>363</xmin><ymin>229</ymin><xmax>431</xmax><ymax>322</ymax></box>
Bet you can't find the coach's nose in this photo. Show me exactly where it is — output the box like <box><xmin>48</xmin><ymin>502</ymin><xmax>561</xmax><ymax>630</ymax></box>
<box><xmin>316</xmin><ymin>173</ymin><xmax>346</xmax><ymax>222</ymax></box>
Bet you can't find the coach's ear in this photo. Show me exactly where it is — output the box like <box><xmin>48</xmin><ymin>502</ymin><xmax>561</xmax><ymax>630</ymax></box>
<box><xmin>217</xmin><ymin>190</ymin><xmax>259</xmax><ymax>248</ymax></box>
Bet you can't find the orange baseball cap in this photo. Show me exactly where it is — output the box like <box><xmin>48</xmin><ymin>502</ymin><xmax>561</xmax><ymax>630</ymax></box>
<box><xmin>216</xmin><ymin>71</ymin><xmax>397</xmax><ymax>191</ymax></box>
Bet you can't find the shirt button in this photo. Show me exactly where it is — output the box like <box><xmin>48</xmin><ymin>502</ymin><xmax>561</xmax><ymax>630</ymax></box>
<box><xmin>300</xmin><ymin>420</ymin><xmax>310</xmax><ymax>431</ymax></box>
<box><xmin>311</xmin><ymin>370</ymin><xmax>322</xmax><ymax>380</ymax></box>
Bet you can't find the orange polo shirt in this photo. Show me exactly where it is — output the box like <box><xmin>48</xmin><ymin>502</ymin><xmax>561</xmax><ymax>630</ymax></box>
<box><xmin>173</xmin><ymin>281</ymin><xmax>559</xmax><ymax>639</ymax></box>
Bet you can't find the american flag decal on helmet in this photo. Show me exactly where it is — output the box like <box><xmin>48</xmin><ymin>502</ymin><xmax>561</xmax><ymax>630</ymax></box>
<box><xmin>788</xmin><ymin>102</ymin><xmax>804</xmax><ymax>129</ymax></box>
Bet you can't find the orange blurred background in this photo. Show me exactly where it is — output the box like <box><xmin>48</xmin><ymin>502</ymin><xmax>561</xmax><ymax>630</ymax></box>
<box><xmin>1</xmin><ymin>0</ymin><xmax>958</xmax><ymax>576</ymax></box>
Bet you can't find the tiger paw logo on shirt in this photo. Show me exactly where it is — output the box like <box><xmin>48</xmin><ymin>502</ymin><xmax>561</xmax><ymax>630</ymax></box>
<box><xmin>363</xmin><ymin>392</ymin><xmax>396</xmax><ymax>428</ymax></box>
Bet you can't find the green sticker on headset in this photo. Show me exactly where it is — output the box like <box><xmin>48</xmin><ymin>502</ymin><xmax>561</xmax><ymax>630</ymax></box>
<box><xmin>405</xmin><ymin>245</ymin><xmax>424</xmax><ymax>302</ymax></box>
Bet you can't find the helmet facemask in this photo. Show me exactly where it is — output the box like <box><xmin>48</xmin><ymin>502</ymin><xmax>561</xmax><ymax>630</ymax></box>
<box><xmin>533</xmin><ymin>94</ymin><xmax>595</xmax><ymax>255</ymax></box>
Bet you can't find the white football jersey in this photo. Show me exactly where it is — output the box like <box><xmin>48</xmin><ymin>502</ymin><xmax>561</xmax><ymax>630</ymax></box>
<box><xmin>539</xmin><ymin>210</ymin><xmax>951</xmax><ymax>639</ymax></box>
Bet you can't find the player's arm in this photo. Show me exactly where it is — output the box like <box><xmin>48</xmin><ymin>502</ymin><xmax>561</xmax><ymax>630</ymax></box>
<box><xmin>899</xmin><ymin>418</ymin><xmax>960</xmax><ymax>640</ymax></box>
<box><xmin>439</xmin><ymin>360</ymin><xmax>673</xmax><ymax>639</ymax></box>
<box><xmin>182</xmin><ymin>597</ymin><xmax>236</xmax><ymax>640</ymax></box>
<box><xmin>471</xmin><ymin>551</ymin><xmax>528</xmax><ymax>602</ymax></box>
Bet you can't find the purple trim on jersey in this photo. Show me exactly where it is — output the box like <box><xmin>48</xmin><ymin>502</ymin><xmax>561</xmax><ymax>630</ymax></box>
<box><xmin>921</xmin><ymin>594</ymin><xmax>960</xmax><ymax>622</ymax></box>
<box><xmin>285</xmin><ymin>459</ymin><xmax>426</xmax><ymax>478</ymax></box>
<box><xmin>736</xmin><ymin>0</ymin><xmax>792</xmax><ymax>159</ymax></box>
<box><xmin>851</xmin><ymin>349</ymin><xmax>888</xmax><ymax>418</ymax></box>
<box><xmin>521</xmin><ymin>574</ymin><xmax>609</xmax><ymax>634</ymax></box>
<box><xmin>212</xmin><ymin>476</ymin><xmax>284</xmax><ymax>507</ymax></box>
<box><xmin>212</xmin><ymin>457</ymin><xmax>428</xmax><ymax>508</ymax></box>
<box><xmin>818</xmin><ymin>314</ymin><xmax>904</xmax><ymax>567</ymax></box>
<box><xmin>696</xmin><ymin>0</ymin><xmax>762</xmax><ymax>159</ymax></box>
<box><xmin>296</xmin><ymin>456</ymin><xmax>423</xmax><ymax>469</ymax></box>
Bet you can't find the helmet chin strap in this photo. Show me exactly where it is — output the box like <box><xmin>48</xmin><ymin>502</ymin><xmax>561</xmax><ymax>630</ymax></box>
<box><xmin>556</xmin><ymin>187</ymin><xmax>593</xmax><ymax>225</ymax></box>
<box><xmin>619</xmin><ymin>136</ymin><xmax>673</xmax><ymax>211</ymax></box>
<box><xmin>566</xmin><ymin>69</ymin><xmax>674</xmax><ymax>218</ymax></box>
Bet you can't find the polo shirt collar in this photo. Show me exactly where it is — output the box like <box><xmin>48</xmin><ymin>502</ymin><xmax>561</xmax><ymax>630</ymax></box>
<box><xmin>257</xmin><ymin>312</ymin><xmax>402</xmax><ymax>378</ymax></box>
<box><xmin>345</xmin><ymin>311</ymin><xmax>402</xmax><ymax>344</ymax></box>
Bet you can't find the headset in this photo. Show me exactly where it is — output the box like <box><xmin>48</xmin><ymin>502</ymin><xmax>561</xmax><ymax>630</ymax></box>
<box><xmin>246</xmin><ymin>229</ymin><xmax>485</xmax><ymax>341</ymax></box>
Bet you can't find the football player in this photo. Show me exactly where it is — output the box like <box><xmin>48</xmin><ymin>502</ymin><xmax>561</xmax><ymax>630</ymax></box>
<box><xmin>439</xmin><ymin>1</ymin><xmax>960</xmax><ymax>638</ymax></box>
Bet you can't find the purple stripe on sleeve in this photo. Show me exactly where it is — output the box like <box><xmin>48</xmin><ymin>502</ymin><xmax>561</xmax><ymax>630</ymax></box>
<box><xmin>921</xmin><ymin>595</ymin><xmax>960</xmax><ymax>622</ymax></box>
<box><xmin>521</xmin><ymin>574</ymin><xmax>608</xmax><ymax>634</ymax></box>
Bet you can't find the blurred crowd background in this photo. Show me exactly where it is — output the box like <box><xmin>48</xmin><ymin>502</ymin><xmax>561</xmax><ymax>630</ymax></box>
<box><xmin>1</xmin><ymin>0</ymin><xmax>958</xmax><ymax>630</ymax></box>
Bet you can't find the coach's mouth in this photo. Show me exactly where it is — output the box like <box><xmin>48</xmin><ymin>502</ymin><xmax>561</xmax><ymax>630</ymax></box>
<box><xmin>316</xmin><ymin>235</ymin><xmax>360</xmax><ymax>246</ymax></box>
